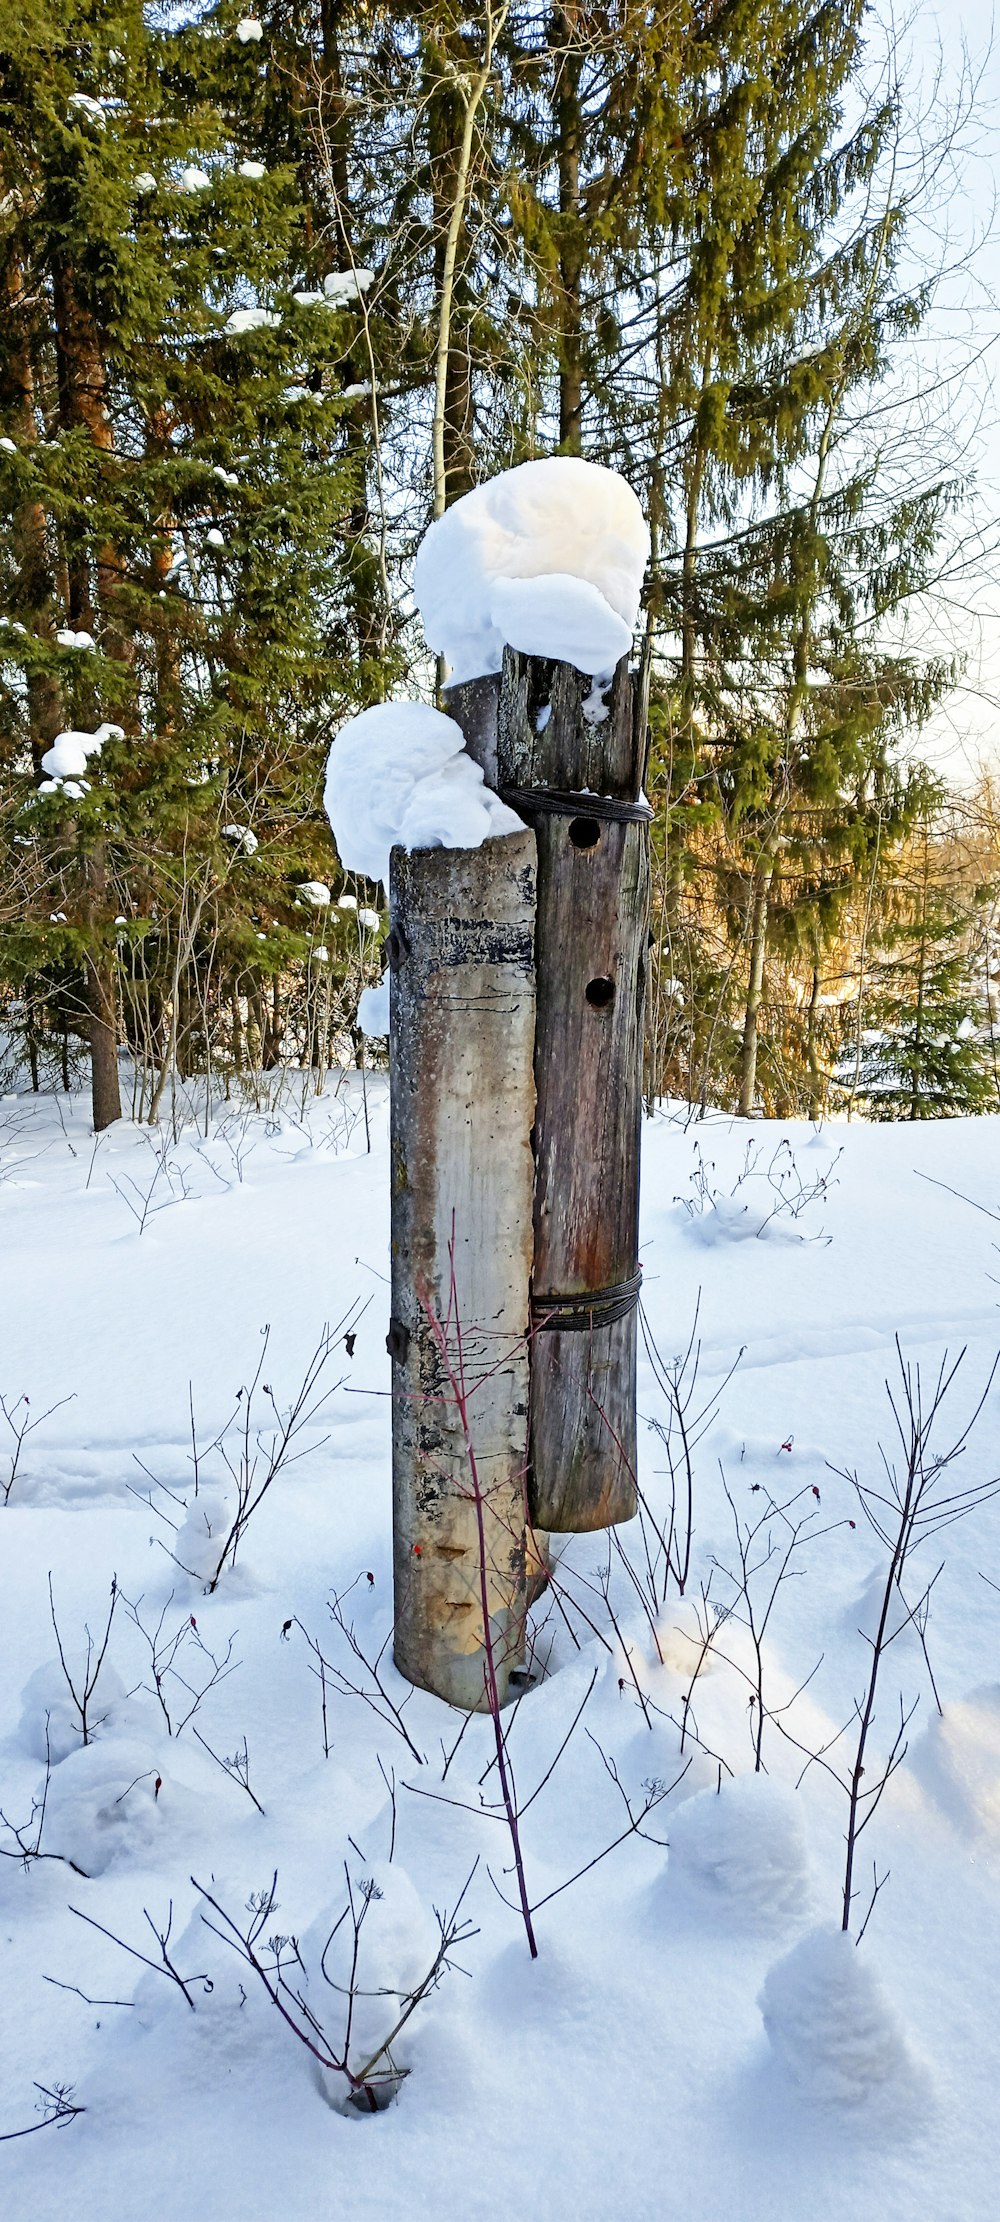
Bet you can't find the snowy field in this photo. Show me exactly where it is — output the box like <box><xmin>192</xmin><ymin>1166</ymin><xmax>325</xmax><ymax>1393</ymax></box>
<box><xmin>2</xmin><ymin>1081</ymin><xmax>1000</xmax><ymax>2220</ymax></box>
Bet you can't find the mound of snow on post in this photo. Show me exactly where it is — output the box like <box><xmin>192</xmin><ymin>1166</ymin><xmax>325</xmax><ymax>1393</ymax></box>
<box><xmin>324</xmin><ymin>700</ymin><xmax>523</xmax><ymax>888</ymax></box>
<box><xmin>760</xmin><ymin>1925</ymin><xmax>920</xmax><ymax>2107</ymax></box>
<box><xmin>488</xmin><ymin>572</ymin><xmax>631</xmax><ymax>673</ymax></box>
<box><xmin>412</xmin><ymin>457</ymin><xmax>649</xmax><ymax>684</ymax></box>
<box><xmin>667</xmin><ymin>1773</ymin><xmax>811</xmax><ymax>1928</ymax></box>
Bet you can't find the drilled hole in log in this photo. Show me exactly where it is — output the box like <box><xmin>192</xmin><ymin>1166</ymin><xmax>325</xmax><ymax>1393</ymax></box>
<box><xmin>386</xmin><ymin>926</ymin><xmax>409</xmax><ymax>972</ymax></box>
<box><xmin>585</xmin><ymin>976</ymin><xmax>615</xmax><ymax>1010</ymax></box>
<box><xmin>568</xmin><ymin>815</ymin><xmax>601</xmax><ymax>850</ymax></box>
<box><xmin>386</xmin><ymin>1317</ymin><xmax>410</xmax><ymax>1363</ymax></box>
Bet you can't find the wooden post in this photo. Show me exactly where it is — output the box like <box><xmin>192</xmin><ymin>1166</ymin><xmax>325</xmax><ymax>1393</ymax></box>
<box><xmin>448</xmin><ymin>651</ymin><xmax>650</xmax><ymax>1534</ymax></box>
<box><xmin>388</xmin><ymin>834</ymin><xmax>537</xmax><ymax>1709</ymax></box>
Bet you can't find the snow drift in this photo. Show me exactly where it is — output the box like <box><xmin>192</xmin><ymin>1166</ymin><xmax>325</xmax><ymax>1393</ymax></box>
<box><xmin>667</xmin><ymin>1773</ymin><xmax>812</xmax><ymax>1930</ymax></box>
<box><xmin>760</xmin><ymin>1925</ymin><xmax>921</xmax><ymax>2108</ymax></box>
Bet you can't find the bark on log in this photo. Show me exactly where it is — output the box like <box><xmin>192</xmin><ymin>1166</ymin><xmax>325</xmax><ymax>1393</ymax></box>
<box><xmin>450</xmin><ymin>653</ymin><xmax>650</xmax><ymax>1533</ymax></box>
<box><xmin>388</xmin><ymin>834</ymin><xmax>537</xmax><ymax>1709</ymax></box>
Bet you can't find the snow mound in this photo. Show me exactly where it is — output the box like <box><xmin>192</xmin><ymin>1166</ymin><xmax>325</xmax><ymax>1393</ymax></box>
<box><xmin>668</xmin><ymin>1773</ymin><xmax>811</xmax><ymax>1928</ymax></box>
<box><xmin>413</xmin><ymin>457</ymin><xmax>649</xmax><ymax>684</ymax></box>
<box><xmin>40</xmin><ymin>1736</ymin><xmax>175</xmax><ymax>1875</ymax></box>
<box><xmin>681</xmin><ymin>1193</ymin><xmax>806</xmax><ymax>1245</ymax></box>
<box><xmin>174</xmin><ymin>1483</ymin><xmax>233</xmax><ymax>1586</ymax></box>
<box><xmin>654</xmin><ymin>1597</ymin><xmax>721</xmax><ymax>1678</ymax></box>
<box><xmin>908</xmin><ymin>1685</ymin><xmax>1000</xmax><ymax>1838</ymax></box>
<box><xmin>760</xmin><ymin>1925</ymin><xmax>920</xmax><ymax>2108</ymax></box>
<box><xmin>848</xmin><ymin>1567</ymin><xmax>922</xmax><ymax>1648</ymax></box>
<box><xmin>18</xmin><ymin>1656</ymin><xmax>128</xmax><ymax>1763</ymax></box>
<box><xmin>324</xmin><ymin>700</ymin><xmax>523</xmax><ymax>889</ymax></box>
<box><xmin>299</xmin><ymin>1860</ymin><xmax>440</xmax><ymax>2106</ymax></box>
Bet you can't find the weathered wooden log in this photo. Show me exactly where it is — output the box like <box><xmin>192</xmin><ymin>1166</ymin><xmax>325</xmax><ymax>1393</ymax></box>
<box><xmin>388</xmin><ymin>834</ymin><xmax>537</xmax><ymax>1708</ymax></box>
<box><xmin>449</xmin><ymin>653</ymin><xmax>650</xmax><ymax>1533</ymax></box>
<box><xmin>439</xmin><ymin>672</ymin><xmax>501</xmax><ymax>787</ymax></box>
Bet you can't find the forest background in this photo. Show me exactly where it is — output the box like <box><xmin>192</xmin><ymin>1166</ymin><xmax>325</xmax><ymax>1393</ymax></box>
<box><xmin>3</xmin><ymin>0</ymin><xmax>1000</xmax><ymax>1132</ymax></box>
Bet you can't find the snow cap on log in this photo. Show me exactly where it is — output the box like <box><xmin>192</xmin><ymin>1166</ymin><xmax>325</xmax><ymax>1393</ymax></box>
<box><xmin>324</xmin><ymin>700</ymin><xmax>522</xmax><ymax>889</ymax></box>
<box><xmin>413</xmin><ymin>457</ymin><xmax>650</xmax><ymax>685</ymax></box>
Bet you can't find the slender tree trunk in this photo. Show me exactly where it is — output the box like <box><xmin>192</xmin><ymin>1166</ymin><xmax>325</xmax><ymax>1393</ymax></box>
<box><xmin>231</xmin><ymin>988</ymin><xmax>244</xmax><ymax>1076</ymax></box>
<box><xmin>256</xmin><ymin>976</ymin><xmax>283</xmax><ymax>1071</ymax></box>
<box><xmin>51</xmin><ymin>251</ymin><xmax>127</xmax><ymax>1129</ymax></box>
<box><xmin>5</xmin><ymin>260</ymin><xmax>64</xmax><ymax>766</ymax></box>
<box><xmin>738</xmin><ymin>848</ymin><xmax>776</xmax><ymax>1117</ymax></box>
<box><xmin>806</xmin><ymin>960</ymin><xmax>823</xmax><ymax>1120</ymax></box>
<box><xmin>312</xmin><ymin>3</ymin><xmax>392</xmax><ymax>676</ymax></box>
<box><xmin>430</xmin><ymin>5</ymin><xmax>507</xmax><ymax>517</ymax></box>
<box><xmin>679</xmin><ymin>398</ymin><xmax>710</xmax><ymax>761</ymax></box>
<box><xmin>555</xmin><ymin>8</ymin><xmax>583</xmax><ymax>453</ymax></box>
<box><xmin>81</xmin><ymin>845</ymin><xmax>121</xmax><ymax>1130</ymax></box>
<box><xmin>88</xmin><ymin>960</ymin><xmax>122</xmax><ymax>1131</ymax></box>
<box><xmin>910</xmin><ymin>828</ymin><xmax>929</xmax><ymax>1120</ymax></box>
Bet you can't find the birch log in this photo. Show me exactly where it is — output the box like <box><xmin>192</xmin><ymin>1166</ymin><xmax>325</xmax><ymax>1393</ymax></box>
<box><xmin>388</xmin><ymin>834</ymin><xmax>537</xmax><ymax>1709</ymax></box>
<box><xmin>452</xmin><ymin>652</ymin><xmax>650</xmax><ymax>1533</ymax></box>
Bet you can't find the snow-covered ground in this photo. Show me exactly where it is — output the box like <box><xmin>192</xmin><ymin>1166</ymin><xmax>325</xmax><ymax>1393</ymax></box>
<box><xmin>2</xmin><ymin>1083</ymin><xmax>999</xmax><ymax>2219</ymax></box>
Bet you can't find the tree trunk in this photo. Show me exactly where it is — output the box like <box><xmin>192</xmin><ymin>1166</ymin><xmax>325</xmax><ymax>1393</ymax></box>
<box><xmin>82</xmin><ymin>846</ymin><xmax>122</xmax><ymax>1130</ymax></box>
<box><xmin>388</xmin><ymin>834</ymin><xmax>537</xmax><ymax>1709</ymax></box>
<box><xmin>738</xmin><ymin>851</ymin><xmax>775</xmax><ymax>1118</ymax></box>
<box><xmin>231</xmin><ymin>988</ymin><xmax>244</xmax><ymax>1076</ymax></box>
<box><xmin>428</xmin><ymin>8</ymin><xmax>505</xmax><ymax>516</ymax></box>
<box><xmin>555</xmin><ymin>9</ymin><xmax>583</xmax><ymax>453</ymax></box>
<box><xmin>678</xmin><ymin>374</ymin><xmax>711</xmax><ymax>762</ymax></box>
<box><xmin>51</xmin><ymin>252</ymin><xmax>128</xmax><ymax>1128</ymax></box>
<box><xmin>88</xmin><ymin>966</ymin><xmax>122</xmax><ymax>1131</ymax></box>
<box><xmin>910</xmin><ymin>828</ymin><xmax>929</xmax><ymax>1121</ymax></box>
<box><xmin>4</xmin><ymin>258</ymin><xmax>64</xmax><ymax>766</ymax></box>
<box><xmin>806</xmin><ymin>961</ymin><xmax>823</xmax><ymax>1121</ymax></box>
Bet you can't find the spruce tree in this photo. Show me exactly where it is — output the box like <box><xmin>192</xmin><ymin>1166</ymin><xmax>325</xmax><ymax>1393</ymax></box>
<box><xmin>0</xmin><ymin>0</ymin><xmax>372</xmax><ymax>1124</ymax></box>
<box><xmin>625</xmin><ymin>0</ymin><xmax>960</xmax><ymax>1113</ymax></box>
<box><xmin>850</xmin><ymin>810</ymin><xmax>997</xmax><ymax>1119</ymax></box>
